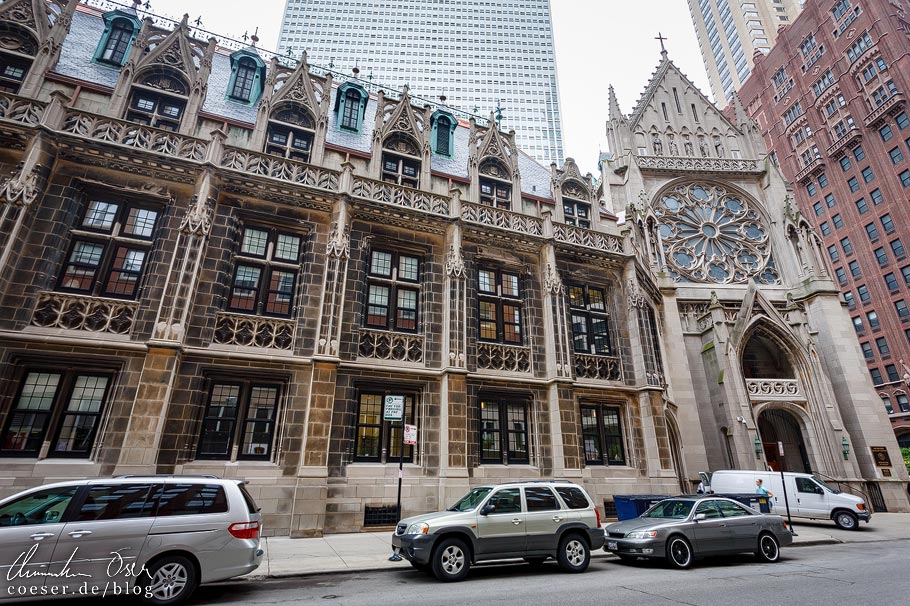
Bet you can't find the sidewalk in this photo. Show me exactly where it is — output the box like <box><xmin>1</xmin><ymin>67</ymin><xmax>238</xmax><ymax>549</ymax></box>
<box><xmin>252</xmin><ymin>512</ymin><xmax>910</xmax><ymax>579</ymax></box>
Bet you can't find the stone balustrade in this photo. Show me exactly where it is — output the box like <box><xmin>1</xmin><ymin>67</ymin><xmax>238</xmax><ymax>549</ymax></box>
<box><xmin>461</xmin><ymin>201</ymin><xmax>543</xmax><ymax>236</ymax></box>
<box><xmin>221</xmin><ymin>147</ymin><xmax>341</xmax><ymax>192</ymax></box>
<box><xmin>60</xmin><ymin>110</ymin><xmax>208</xmax><ymax>161</ymax></box>
<box><xmin>573</xmin><ymin>353</ymin><xmax>623</xmax><ymax>382</ymax></box>
<box><xmin>358</xmin><ymin>328</ymin><xmax>424</xmax><ymax>363</ymax></box>
<box><xmin>31</xmin><ymin>292</ymin><xmax>139</xmax><ymax>335</ymax></box>
<box><xmin>553</xmin><ymin>223</ymin><xmax>624</xmax><ymax>253</ymax></box>
<box><xmin>0</xmin><ymin>93</ymin><xmax>45</xmax><ymax>126</ymax></box>
<box><xmin>212</xmin><ymin>312</ymin><xmax>296</xmax><ymax>350</ymax></box>
<box><xmin>636</xmin><ymin>154</ymin><xmax>763</xmax><ymax>175</ymax></box>
<box><xmin>350</xmin><ymin>176</ymin><xmax>449</xmax><ymax>215</ymax></box>
<box><xmin>476</xmin><ymin>342</ymin><xmax>532</xmax><ymax>373</ymax></box>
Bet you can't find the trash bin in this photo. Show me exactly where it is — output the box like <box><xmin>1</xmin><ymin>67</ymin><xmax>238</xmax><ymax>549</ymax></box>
<box><xmin>612</xmin><ymin>494</ymin><xmax>670</xmax><ymax>520</ymax></box>
<box><xmin>715</xmin><ymin>493</ymin><xmax>772</xmax><ymax>513</ymax></box>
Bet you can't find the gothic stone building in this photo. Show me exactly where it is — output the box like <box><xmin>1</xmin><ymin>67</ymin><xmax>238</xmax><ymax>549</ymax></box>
<box><xmin>0</xmin><ymin>1</ymin><xmax>906</xmax><ymax>537</ymax></box>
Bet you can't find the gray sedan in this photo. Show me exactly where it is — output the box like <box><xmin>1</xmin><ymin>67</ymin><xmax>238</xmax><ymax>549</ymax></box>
<box><xmin>604</xmin><ymin>496</ymin><xmax>793</xmax><ymax>568</ymax></box>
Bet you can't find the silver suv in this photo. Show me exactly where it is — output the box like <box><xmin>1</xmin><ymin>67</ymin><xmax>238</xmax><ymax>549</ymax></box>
<box><xmin>0</xmin><ymin>476</ymin><xmax>262</xmax><ymax>605</ymax></box>
<box><xmin>391</xmin><ymin>480</ymin><xmax>605</xmax><ymax>582</ymax></box>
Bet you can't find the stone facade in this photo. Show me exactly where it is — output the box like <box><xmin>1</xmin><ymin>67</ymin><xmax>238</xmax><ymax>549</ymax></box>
<box><xmin>0</xmin><ymin>1</ymin><xmax>906</xmax><ymax>538</ymax></box>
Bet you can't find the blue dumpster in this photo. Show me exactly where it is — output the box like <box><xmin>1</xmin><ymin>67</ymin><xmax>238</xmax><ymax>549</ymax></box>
<box><xmin>613</xmin><ymin>494</ymin><xmax>670</xmax><ymax>520</ymax></box>
<box><xmin>715</xmin><ymin>493</ymin><xmax>772</xmax><ymax>513</ymax></box>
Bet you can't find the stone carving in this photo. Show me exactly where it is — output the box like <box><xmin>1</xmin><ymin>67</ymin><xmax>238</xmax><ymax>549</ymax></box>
<box><xmin>31</xmin><ymin>292</ymin><xmax>138</xmax><ymax>335</ymax></box>
<box><xmin>461</xmin><ymin>201</ymin><xmax>543</xmax><ymax>236</ymax></box>
<box><xmin>351</xmin><ymin>177</ymin><xmax>449</xmax><ymax>215</ymax></box>
<box><xmin>636</xmin><ymin>155</ymin><xmax>762</xmax><ymax>174</ymax></box>
<box><xmin>713</xmin><ymin>135</ymin><xmax>725</xmax><ymax>157</ymax></box>
<box><xmin>683</xmin><ymin>134</ymin><xmax>694</xmax><ymax>156</ymax></box>
<box><xmin>668</xmin><ymin>134</ymin><xmax>679</xmax><ymax>156</ymax></box>
<box><xmin>61</xmin><ymin>110</ymin><xmax>207</xmax><ymax>160</ymax></box>
<box><xmin>179</xmin><ymin>196</ymin><xmax>213</xmax><ymax>236</ymax></box>
<box><xmin>0</xmin><ymin>93</ymin><xmax>46</xmax><ymax>125</ymax></box>
<box><xmin>698</xmin><ymin>136</ymin><xmax>709</xmax><ymax>157</ymax></box>
<box><xmin>651</xmin><ymin>133</ymin><xmax>663</xmax><ymax>155</ymax></box>
<box><xmin>213</xmin><ymin>311</ymin><xmax>295</xmax><ymax>350</ymax></box>
<box><xmin>0</xmin><ymin>169</ymin><xmax>39</xmax><ymax>206</ymax></box>
<box><xmin>543</xmin><ymin>263</ymin><xmax>564</xmax><ymax>295</ymax></box>
<box><xmin>574</xmin><ymin>353</ymin><xmax>623</xmax><ymax>382</ymax></box>
<box><xmin>627</xmin><ymin>279</ymin><xmax>647</xmax><ymax>309</ymax></box>
<box><xmin>552</xmin><ymin>223</ymin><xmax>623</xmax><ymax>254</ymax></box>
<box><xmin>326</xmin><ymin>222</ymin><xmax>350</xmax><ymax>259</ymax></box>
<box><xmin>358</xmin><ymin>328</ymin><xmax>424</xmax><ymax>363</ymax></box>
<box><xmin>654</xmin><ymin>182</ymin><xmax>778</xmax><ymax>284</ymax></box>
<box><xmin>445</xmin><ymin>243</ymin><xmax>466</xmax><ymax>278</ymax></box>
<box><xmin>476</xmin><ymin>342</ymin><xmax>531</xmax><ymax>373</ymax></box>
<box><xmin>221</xmin><ymin>148</ymin><xmax>340</xmax><ymax>191</ymax></box>
<box><xmin>745</xmin><ymin>379</ymin><xmax>803</xmax><ymax>400</ymax></box>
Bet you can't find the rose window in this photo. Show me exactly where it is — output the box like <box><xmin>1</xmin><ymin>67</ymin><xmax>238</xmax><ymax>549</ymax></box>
<box><xmin>654</xmin><ymin>183</ymin><xmax>779</xmax><ymax>284</ymax></box>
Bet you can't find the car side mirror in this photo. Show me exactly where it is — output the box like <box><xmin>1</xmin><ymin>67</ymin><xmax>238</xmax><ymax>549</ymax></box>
<box><xmin>480</xmin><ymin>503</ymin><xmax>496</xmax><ymax>516</ymax></box>
<box><xmin>693</xmin><ymin>513</ymin><xmax>706</xmax><ymax>522</ymax></box>
<box><xmin>816</xmin><ymin>487</ymin><xmax>824</xmax><ymax>495</ymax></box>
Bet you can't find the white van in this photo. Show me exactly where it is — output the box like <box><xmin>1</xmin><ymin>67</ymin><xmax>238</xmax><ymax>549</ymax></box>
<box><xmin>705</xmin><ymin>470</ymin><xmax>870</xmax><ymax>530</ymax></box>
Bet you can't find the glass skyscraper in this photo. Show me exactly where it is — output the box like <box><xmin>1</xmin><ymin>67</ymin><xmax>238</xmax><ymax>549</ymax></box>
<box><xmin>687</xmin><ymin>0</ymin><xmax>803</xmax><ymax>103</ymax></box>
<box><xmin>277</xmin><ymin>0</ymin><xmax>565</xmax><ymax>165</ymax></box>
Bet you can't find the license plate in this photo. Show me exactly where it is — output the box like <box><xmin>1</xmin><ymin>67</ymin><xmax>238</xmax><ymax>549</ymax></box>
<box><xmin>607</xmin><ymin>541</ymin><xmax>618</xmax><ymax>550</ymax></box>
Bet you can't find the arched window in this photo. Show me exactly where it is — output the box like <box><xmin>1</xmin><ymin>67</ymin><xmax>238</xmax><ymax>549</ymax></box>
<box><xmin>381</xmin><ymin>133</ymin><xmax>421</xmax><ymax>188</ymax></box>
<box><xmin>266</xmin><ymin>104</ymin><xmax>315</xmax><ymax>162</ymax></box>
<box><xmin>0</xmin><ymin>23</ymin><xmax>38</xmax><ymax>93</ymax></box>
<box><xmin>126</xmin><ymin>70</ymin><xmax>189</xmax><ymax>131</ymax></box>
<box><xmin>435</xmin><ymin>116</ymin><xmax>451</xmax><ymax>155</ymax></box>
<box><xmin>479</xmin><ymin>159</ymin><xmax>511</xmax><ymax>209</ymax></box>
<box><xmin>881</xmin><ymin>394</ymin><xmax>894</xmax><ymax>414</ymax></box>
<box><xmin>230</xmin><ymin>57</ymin><xmax>258</xmax><ymax>102</ymax></box>
<box><xmin>562</xmin><ymin>182</ymin><xmax>591</xmax><ymax>228</ymax></box>
<box><xmin>340</xmin><ymin>88</ymin><xmax>362</xmax><ymax>130</ymax></box>
<box><xmin>100</xmin><ymin>19</ymin><xmax>135</xmax><ymax>66</ymax></box>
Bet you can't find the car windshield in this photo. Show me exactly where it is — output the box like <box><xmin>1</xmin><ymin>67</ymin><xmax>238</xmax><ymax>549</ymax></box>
<box><xmin>812</xmin><ymin>476</ymin><xmax>841</xmax><ymax>494</ymax></box>
<box><xmin>448</xmin><ymin>487</ymin><xmax>493</xmax><ymax>512</ymax></box>
<box><xmin>640</xmin><ymin>499</ymin><xmax>694</xmax><ymax>519</ymax></box>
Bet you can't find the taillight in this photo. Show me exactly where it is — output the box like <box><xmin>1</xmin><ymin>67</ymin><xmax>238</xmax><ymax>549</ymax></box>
<box><xmin>595</xmin><ymin>507</ymin><xmax>602</xmax><ymax>528</ymax></box>
<box><xmin>229</xmin><ymin>521</ymin><xmax>260</xmax><ymax>539</ymax></box>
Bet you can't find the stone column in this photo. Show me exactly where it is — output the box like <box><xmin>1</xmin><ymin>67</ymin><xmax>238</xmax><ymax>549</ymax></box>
<box><xmin>313</xmin><ymin>167</ymin><xmax>352</xmax><ymax>359</ymax></box>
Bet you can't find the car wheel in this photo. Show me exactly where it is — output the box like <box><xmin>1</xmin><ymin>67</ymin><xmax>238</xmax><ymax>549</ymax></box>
<box><xmin>431</xmin><ymin>538</ymin><xmax>470</xmax><ymax>582</ymax></box>
<box><xmin>666</xmin><ymin>536</ymin><xmax>694</xmax><ymax>569</ymax></box>
<box><xmin>141</xmin><ymin>555</ymin><xmax>198</xmax><ymax>606</ymax></box>
<box><xmin>524</xmin><ymin>557</ymin><xmax>547</xmax><ymax>567</ymax></box>
<box><xmin>557</xmin><ymin>534</ymin><xmax>590</xmax><ymax>573</ymax></box>
<box><xmin>755</xmin><ymin>532</ymin><xmax>780</xmax><ymax>563</ymax></box>
<box><xmin>834</xmin><ymin>511</ymin><xmax>859</xmax><ymax>530</ymax></box>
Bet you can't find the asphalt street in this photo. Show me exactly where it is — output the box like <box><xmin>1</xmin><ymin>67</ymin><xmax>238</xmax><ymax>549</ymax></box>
<box><xmin>149</xmin><ymin>538</ymin><xmax>908</xmax><ymax>605</ymax></box>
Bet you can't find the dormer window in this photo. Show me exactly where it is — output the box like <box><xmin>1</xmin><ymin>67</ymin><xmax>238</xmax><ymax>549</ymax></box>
<box><xmin>381</xmin><ymin>133</ymin><xmax>421</xmax><ymax>188</ymax></box>
<box><xmin>333</xmin><ymin>82</ymin><xmax>367</xmax><ymax>132</ymax></box>
<box><xmin>227</xmin><ymin>50</ymin><xmax>265</xmax><ymax>105</ymax></box>
<box><xmin>478</xmin><ymin>159</ymin><xmax>511</xmax><ymax>209</ymax></box>
<box><xmin>231</xmin><ymin>58</ymin><xmax>257</xmax><ymax>101</ymax></box>
<box><xmin>126</xmin><ymin>71</ymin><xmax>188</xmax><ymax>131</ymax></box>
<box><xmin>93</xmin><ymin>11</ymin><xmax>140</xmax><ymax>68</ymax></box>
<box><xmin>265</xmin><ymin>104</ymin><xmax>315</xmax><ymax>162</ymax></box>
<box><xmin>0</xmin><ymin>23</ymin><xmax>38</xmax><ymax>93</ymax></box>
<box><xmin>431</xmin><ymin>110</ymin><xmax>457</xmax><ymax>157</ymax></box>
<box><xmin>563</xmin><ymin>198</ymin><xmax>591</xmax><ymax>229</ymax></box>
<box><xmin>101</xmin><ymin>19</ymin><xmax>134</xmax><ymax>65</ymax></box>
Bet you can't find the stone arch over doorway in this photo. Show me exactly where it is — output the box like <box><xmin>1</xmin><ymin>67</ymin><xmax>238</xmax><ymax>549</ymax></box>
<box><xmin>753</xmin><ymin>403</ymin><xmax>813</xmax><ymax>473</ymax></box>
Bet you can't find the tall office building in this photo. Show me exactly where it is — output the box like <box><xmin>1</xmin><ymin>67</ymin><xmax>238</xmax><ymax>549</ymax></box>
<box><xmin>687</xmin><ymin>0</ymin><xmax>803</xmax><ymax>104</ymax></box>
<box><xmin>276</xmin><ymin>0</ymin><xmax>565</xmax><ymax>165</ymax></box>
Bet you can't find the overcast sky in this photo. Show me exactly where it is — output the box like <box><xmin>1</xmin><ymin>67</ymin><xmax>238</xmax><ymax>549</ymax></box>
<box><xmin>145</xmin><ymin>0</ymin><xmax>713</xmax><ymax>174</ymax></box>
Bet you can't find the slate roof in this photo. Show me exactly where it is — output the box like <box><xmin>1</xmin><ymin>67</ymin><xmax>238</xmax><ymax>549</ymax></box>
<box><xmin>52</xmin><ymin>5</ymin><xmax>554</xmax><ymax>202</ymax></box>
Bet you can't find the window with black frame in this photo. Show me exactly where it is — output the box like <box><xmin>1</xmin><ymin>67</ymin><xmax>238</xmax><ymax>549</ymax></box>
<box><xmin>99</xmin><ymin>18</ymin><xmax>135</xmax><ymax>66</ymax></box>
<box><xmin>479</xmin><ymin>397</ymin><xmax>529</xmax><ymax>464</ymax></box>
<box><xmin>266</xmin><ymin>105</ymin><xmax>316</xmax><ymax>162</ymax></box>
<box><xmin>57</xmin><ymin>198</ymin><xmax>160</xmax><ymax>299</ymax></box>
<box><xmin>364</xmin><ymin>249</ymin><xmax>420</xmax><ymax>332</ymax></box>
<box><xmin>477</xmin><ymin>268</ymin><xmax>523</xmax><ymax>344</ymax></box>
<box><xmin>0</xmin><ymin>369</ymin><xmax>113</xmax><ymax>458</ymax></box>
<box><xmin>567</xmin><ymin>285</ymin><xmax>612</xmax><ymax>355</ymax></box>
<box><xmin>479</xmin><ymin>177</ymin><xmax>512</xmax><ymax>209</ymax></box>
<box><xmin>580</xmin><ymin>404</ymin><xmax>626</xmax><ymax>466</ymax></box>
<box><xmin>563</xmin><ymin>197</ymin><xmax>591</xmax><ymax>228</ymax></box>
<box><xmin>196</xmin><ymin>380</ymin><xmax>281</xmax><ymax>461</ymax></box>
<box><xmin>229</xmin><ymin>57</ymin><xmax>258</xmax><ymax>102</ymax></box>
<box><xmin>228</xmin><ymin>226</ymin><xmax>301</xmax><ymax>317</ymax></box>
<box><xmin>354</xmin><ymin>392</ymin><xmax>416</xmax><ymax>462</ymax></box>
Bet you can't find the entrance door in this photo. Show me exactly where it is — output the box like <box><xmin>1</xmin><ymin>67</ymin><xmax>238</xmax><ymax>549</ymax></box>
<box><xmin>758</xmin><ymin>409</ymin><xmax>811</xmax><ymax>473</ymax></box>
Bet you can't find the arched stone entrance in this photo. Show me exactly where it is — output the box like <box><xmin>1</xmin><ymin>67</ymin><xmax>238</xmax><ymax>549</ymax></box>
<box><xmin>757</xmin><ymin>408</ymin><xmax>811</xmax><ymax>473</ymax></box>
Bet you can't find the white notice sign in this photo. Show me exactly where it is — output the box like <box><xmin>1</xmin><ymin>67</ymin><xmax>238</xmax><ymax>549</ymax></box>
<box><xmin>404</xmin><ymin>424</ymin><xmax>417</xmax><ymax>445</ymax></box>
<box><xmin>383</xmin><ymin>395</ymin><xmax>405</xmax><ymax>421</ymax></box>
<box><xmin>778</xmin><ymin>441</ymin><xmax>785</xmax><ymax>457</ymax></box>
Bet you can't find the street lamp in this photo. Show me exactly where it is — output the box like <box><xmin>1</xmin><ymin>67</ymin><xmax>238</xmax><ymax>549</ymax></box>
<box><xmin>754</xmin><ymin>435</ymin><xmax>763</xmax><ymax>459</ymax></box>
<box><xmin>842</xmin><ymin>437</ymin><xmax>850</xmax><ymax>460</ymax></box>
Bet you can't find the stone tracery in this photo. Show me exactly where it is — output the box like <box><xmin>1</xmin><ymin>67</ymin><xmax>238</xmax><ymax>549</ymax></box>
<box><xmin>654</xmin><ymin>182</ymin><xmax>780</xmax><ymax>284</ymax></box>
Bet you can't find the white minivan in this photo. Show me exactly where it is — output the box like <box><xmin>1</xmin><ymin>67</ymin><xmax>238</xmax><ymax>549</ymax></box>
<box><xmin>706</xmin><ymin>470</ymin><xmax>871</xmax><ymax>530</ymax></box>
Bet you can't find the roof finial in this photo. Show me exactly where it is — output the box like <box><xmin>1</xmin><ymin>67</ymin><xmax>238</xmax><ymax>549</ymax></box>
<box><xmin>250</xmin><ymin>27</ymin><xmax>259</xmax><ymax>47</ymax></box>
<box><xmin>352</xmin><ymin>60</ymin><xmax>360</xmax><ymax>77</ymax></box>
<box><xmin>494</xmin><ymin>100</ymin><xmax>503</xmax><ymax>123</ymax></box>
<box><xmin>655</xmin><ymin>32</ymin><xmax>668</xmax><ymax>56</ymax></box>
<box><xmin>440</xmin><ymin>90</ymin><xmax>447</xmax><ymax>104</ymax></box>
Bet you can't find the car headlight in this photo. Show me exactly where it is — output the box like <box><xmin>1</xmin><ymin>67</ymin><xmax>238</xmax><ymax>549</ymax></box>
<box><xmin>626</xmin><ymin>530</ymin><xmax>658</xmax><ymax>539</ymax></box>
<box><xmin>856</xmin><ymin>503</ymin><xmax>865</xmax><ymax>511</ymax></box>
<box><xmin>406</xmin><ymin>522</ymin><xmax>429</xmax><ymax>535</ymax></box>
